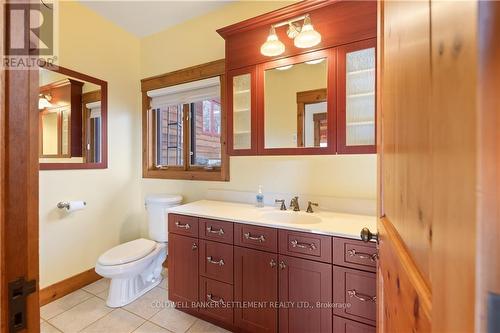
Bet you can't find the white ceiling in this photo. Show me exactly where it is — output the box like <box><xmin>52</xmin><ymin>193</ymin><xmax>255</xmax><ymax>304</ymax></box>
<box><xmin>79</xmin><ymin>1</ymin><xmax>230</xmax><ymax>37</ymax></box>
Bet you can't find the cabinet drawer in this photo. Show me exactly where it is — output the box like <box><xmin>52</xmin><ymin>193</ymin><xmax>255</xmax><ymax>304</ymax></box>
<box><xmin>199</xmin><ymin>277</ymin><xmax>233</xmax><ymax>326</ymax></box>
<box><xmin>168</xmin><ymin>214</ymin><xmax>199</xmax><ymax>237</ymax></box>
<box><xmin>333</xmin><ymin>266</ymin><xmax>376</xmax><ymax>326</ymax></box>
<box><xmin>199</xmin><ymin>219</ymin><xmax>233</xmax><ymax>244</ymax></box>
<box><xmin>279</xmin><ymin>230</ymin><xmax>332</xmax><ymax>263</ymax></box>
<box><xmin>333</xmin><ymin>316</ymin><xmax>375</xmax><ymax>333</ymax></box>
<box><xmin>234</xmin><ymin>224</ymin><xmax>277</xmax><ymax>253</ymax></box>
<box><xmin>333</xmin><ymin>237</ymin><xmax>377</xmax><ymax>272</ymax></box>
<box><xmin>199</xmin><ymin>240</ymin><xmax>234</xmax><ymax>284</ymax></box>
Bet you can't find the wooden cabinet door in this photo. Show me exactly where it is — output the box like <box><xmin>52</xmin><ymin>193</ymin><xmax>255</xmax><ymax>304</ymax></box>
<box><xmin>168</xmin><ymin>233</ymin><xmax>199</xmax><ymax>309</ymax></box>
<box><xmin>234</xmin><ymin>246</ymin><xmax>278</xmax><ymax>333</ymax></box>
<box><xmin>227</xmin><ymin>66</ymin><xmax>257</xmax><ymax>155</ymax></box>
<box><xmin>278</xmin><ymin>255</ymin><xmax>332</xmax><ymax>333</ymax></box>
<box><xmin>337</xmin><ymin>38</ymin><xmax>377</xmax><ymax>154</ymax></box>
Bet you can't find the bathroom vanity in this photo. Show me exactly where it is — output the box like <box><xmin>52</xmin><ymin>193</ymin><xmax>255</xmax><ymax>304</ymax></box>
<box><xmin>167</xmin><ymin>200</ymin><xmax>377</xmax><ymax>333</ymax></box>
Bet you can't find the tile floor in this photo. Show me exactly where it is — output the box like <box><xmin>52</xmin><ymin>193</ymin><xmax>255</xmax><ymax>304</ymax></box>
<box><xmin>40</xmin><ymin>270</ymin><xmax>230</xmax><ymax>333</ymax></box>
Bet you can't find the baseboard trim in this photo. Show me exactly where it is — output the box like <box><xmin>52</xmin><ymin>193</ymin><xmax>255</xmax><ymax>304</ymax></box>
<box><xmin>39</xmin><ymin>268</ymin><xmax>101</xmax><ymax>306</ymax></box>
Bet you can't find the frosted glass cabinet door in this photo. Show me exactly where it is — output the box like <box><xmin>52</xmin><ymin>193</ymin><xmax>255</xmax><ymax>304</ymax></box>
<box><xmin>230</xmin><ymin>70</ymin><xmax>253</xmax><ymax>152</ymax></box>
<box><xmin>338</xmin><ymin>39</ymin><xmax>376</xmax><ymax>154</ymax></box>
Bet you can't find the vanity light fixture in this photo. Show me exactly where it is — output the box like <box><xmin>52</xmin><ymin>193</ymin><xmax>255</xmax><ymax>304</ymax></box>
<box><xmin>260</xmin><ymin>14</ymin><xmax>322</xmax><ymax>57</ymax></box>
<box><xmin>38</xmin><ymin>93</ymin><xmax>52</xmax><ymax>110</ymax></box>
<box><xmin>294</xmin><ymin>15</ymin><xmax>322</xmax><ymax>48</ymax></box>
<box><xmin>260</xmin><ymin>26</ymin><xmax>285</xmax><ymax>57</ymax></box>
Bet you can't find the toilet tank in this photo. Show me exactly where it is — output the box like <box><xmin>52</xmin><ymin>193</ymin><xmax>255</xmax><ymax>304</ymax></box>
<box><xmin>145</xmin><ymin>194</ymin><xmax>183</xmax><ymax>242</ymax></box>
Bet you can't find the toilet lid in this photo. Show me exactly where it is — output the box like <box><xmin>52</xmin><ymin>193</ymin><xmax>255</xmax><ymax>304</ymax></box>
<box><xmin>98</xmin><ymin>238</ymin><xmax>157</xmax><ymax>266</ymax></box>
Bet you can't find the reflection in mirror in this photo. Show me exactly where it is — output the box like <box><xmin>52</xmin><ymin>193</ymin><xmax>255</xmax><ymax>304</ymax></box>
<box><xmin>264</xmin><ymin>58</ymin><xmax>327</xmax><ymax>149</ymax></box>
<box><xmin>39</xmin><ymin>67</ymin><xmax>105</xmax><ymax>168</ymax></box>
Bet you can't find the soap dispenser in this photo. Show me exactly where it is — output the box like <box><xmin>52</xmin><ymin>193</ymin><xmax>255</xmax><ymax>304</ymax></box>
<box><xmin>256</xmin><ymin>185</ymin><xmax>264</xmax><ymax>208</ymax></box>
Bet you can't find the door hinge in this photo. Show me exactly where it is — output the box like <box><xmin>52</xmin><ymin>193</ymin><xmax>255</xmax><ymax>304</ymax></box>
<box><xmin>8</xmin><ymin>277</ymin><xmax>37</xmax><ymax>332</ymax></box>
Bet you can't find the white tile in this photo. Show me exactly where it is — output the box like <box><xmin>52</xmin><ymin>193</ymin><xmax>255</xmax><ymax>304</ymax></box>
<box><xmin>40</xmin><ymin>321</ymin><xmax>62</xmax><ymax>333</ymax></box>
<box><xmin>80</xmin><ymin>308</ymin><xmax>145</xmax><ymax>333</ymax></box>
<box><xmin>81</xmin><ymin>278</ymin><xmax>110</xmax><ymax>295</ymax></box>
<box><xmin>150</xmin><ymin>307</ymin><xmax>197</xmax><ymax>333</ymax></box>
<box><xmin>48</xmin><ymin>297</ymin><xmax>112</xmax><ymax>332</ymax></box>
<box><xmin>124</xmin><ymin>287</ymin><xmax>170</xmax><ymax>319</ymax></box>
<box><xmin>133</xmin><ymin>321</ymin><xmax>171</xmax><ymax>333</ymax></box>
<box><xmin>40</xmin><ymin>289</ymin><xmax>93</xmax><ymax>320</ymax></box>
<box><xmin>187</xmin><ymin>320</ymin><xmax>231</xmax><ymax>333</ymax></box>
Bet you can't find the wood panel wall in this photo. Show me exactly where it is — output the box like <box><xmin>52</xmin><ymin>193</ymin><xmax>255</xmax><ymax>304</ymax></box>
<box><xmin>378</xmin><ymin>0</ymin><xmax>480</xmax><ymax>332</ymax></box>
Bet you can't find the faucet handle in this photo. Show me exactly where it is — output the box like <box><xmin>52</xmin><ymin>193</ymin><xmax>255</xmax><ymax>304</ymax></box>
<box><xmin>306</xmin><ymin>201</ymin><xmax>319</xmax><ymax>213</ymax></box>
<box><xmin>275</xmin><ymin>199</ymin><xmax>286</xmax><ymax>211</ymax></box>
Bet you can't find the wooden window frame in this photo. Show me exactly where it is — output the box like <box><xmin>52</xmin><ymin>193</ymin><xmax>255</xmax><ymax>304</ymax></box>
<box><xmin>141</xmin><ymin>59</ymin><xmax>229</xmax><ymax>181</ymax></box>
<box><xmin>296</xmin><ymin>88</ymin><xmax>327</xmax><ymax>148</ymax></box>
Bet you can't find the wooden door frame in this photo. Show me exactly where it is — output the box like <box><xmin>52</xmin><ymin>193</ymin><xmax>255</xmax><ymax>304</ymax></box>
<box><xmin>1</xmin><ymin>1</ymin><xmax>41</xmax><ymax>331</ymax></box>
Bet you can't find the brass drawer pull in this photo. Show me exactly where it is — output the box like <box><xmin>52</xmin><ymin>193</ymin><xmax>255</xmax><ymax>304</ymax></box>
<box><xmin>206</xmin><ymin>294</ymin><xmax>224</xmax><ymax>304</ymax></box>
<box><xmin>347</xmin><ymin>249</ymin><xmax>378</xmax><ymax>262</ymax></box>
<box><xmin>206</xmin><ymin>226</ymin><xmax>224</xmax><ymax>236</ymax></box>
<box><xmin>244</xmin><ymin>232</ymin><xmax>265</xmax><ymax>243</ymax></box>
<box><xmin>175</xmin><ymin>221</ymin><xmax>191</xmax><ymax>229</ymax></box>
<box><xmin>290</xmin><ymin>239</ymin><xmax>317</xmax><ymax>251</ymax></box>
<box><xmin>206</xmin><ymin>256</ymin><xmax>225</xmax><ymax>266</ymax></box>
<box><xmin>347</xmin><ymin>289</ymin><xmax>376</xmax><ymax>303</ymax></box>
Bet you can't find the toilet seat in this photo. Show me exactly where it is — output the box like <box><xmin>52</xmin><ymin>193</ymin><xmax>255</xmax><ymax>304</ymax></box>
<box><xmin>98</xmin><ymin>238</ymin><xmax>156</xmax><ymax>266</ymax></box>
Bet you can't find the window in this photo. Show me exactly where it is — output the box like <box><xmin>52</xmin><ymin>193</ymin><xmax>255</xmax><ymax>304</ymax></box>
<box><xmin>142</xmin><ymin>60</ymin><xmax>228</xmax><ymax>181</ymax></box>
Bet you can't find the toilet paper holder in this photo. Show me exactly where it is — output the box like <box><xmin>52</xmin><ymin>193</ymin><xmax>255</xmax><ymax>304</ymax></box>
<box><xmin>57</xmin><ymin>201</ymin><xmax>86</xmax><ymax>210</ymax></box>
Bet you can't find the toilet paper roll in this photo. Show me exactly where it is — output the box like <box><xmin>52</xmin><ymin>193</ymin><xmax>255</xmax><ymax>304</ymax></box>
<box><xmin>67</xmin><ymin>201</ymin><xmax>86</xmax><ymax>212</ymax></box>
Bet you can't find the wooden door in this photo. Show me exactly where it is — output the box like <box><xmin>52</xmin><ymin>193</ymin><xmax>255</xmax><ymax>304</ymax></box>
<box><xmin>278</xmin><ymin>255</ymin><xmax>332</xmax><ymax>333</ymax></box>
<box><xmin>168</xmin><ymin>234</ymin><xmax>199</xmax><ymax>308</ymax></box>
<box><xmin>1</xmin><ymin>2</ymin><xmax>40</xmax><ymax>332</ymax></box>
<box><xmin>377</xmin><ymin>0</ymin><xmax>495</xmax><ymax>332</ymax></box>
<box><xmin>234</xmin><ymin>247</ymin><xmax>278</xmax><ymax>333</ymax></box>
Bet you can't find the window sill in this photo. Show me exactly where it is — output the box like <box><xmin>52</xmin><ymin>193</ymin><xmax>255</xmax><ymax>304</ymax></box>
<box><xmin>143</xmin><ymin>168</ymin><xmax>229</xmax><ymax>182</ymax></box>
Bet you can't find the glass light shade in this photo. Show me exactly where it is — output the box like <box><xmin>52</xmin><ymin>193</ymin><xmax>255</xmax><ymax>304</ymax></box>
<box><xmin>276</xmin><ymin>65</ymin><xmax>293</xmax><ymax>71</ymax></box>
<box><xmin>38</xmin><ymin>95</ymin><xmax>52</xmax><ymax>110</ymax></box>
<box><xmin>260</xmin><ymin>26</ymin><xmax>285</xmax><ymax>57</ymax></box>
<box><xmin>294</xmin><ymin>16</ymin><xmax>322</xmax><ymax>49</ymax></box>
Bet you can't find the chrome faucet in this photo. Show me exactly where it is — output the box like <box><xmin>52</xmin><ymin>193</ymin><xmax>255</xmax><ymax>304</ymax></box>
<box><xmin>289</xmin><ymin>196</ymin><xmax>300</xmax><ymax>212</ymax></box>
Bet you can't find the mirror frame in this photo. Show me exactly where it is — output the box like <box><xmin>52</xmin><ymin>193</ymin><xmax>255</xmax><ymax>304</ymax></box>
<box><xmin>257</xmin><ymin>48</ymin><xmax>336</xmax><ymax>155</ymax></box>
<box><xmin>39</xmin><ymin>65</ymin><xmax>108</xmax><ymax>170</ymax></box>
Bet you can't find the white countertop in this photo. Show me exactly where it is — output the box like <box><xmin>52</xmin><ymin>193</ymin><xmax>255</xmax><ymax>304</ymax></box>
<box><xmin>169</xmin><ymin>200</ymin><xmax>377</xmax><ymax>240</ymax></box>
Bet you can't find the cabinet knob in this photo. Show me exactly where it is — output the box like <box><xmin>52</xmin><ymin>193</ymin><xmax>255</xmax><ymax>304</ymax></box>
<box><xmin>270</xmin><ymin>259</ymin><xmax>277</xmax><ymax>268</ymax></box>
<box><xmin>360</xmin><ymin>227</ymin><xmax>378</xmax><ymax>243</ymax></box>
<box><xmin>192</xmin><ymin>243</ymin><xmax>198</xmax><ymax>250</ymax></box>
<box><xmin>279</xmin><ymin>261</ymin><xmax>287</xmax><ymax>270</ymax></box>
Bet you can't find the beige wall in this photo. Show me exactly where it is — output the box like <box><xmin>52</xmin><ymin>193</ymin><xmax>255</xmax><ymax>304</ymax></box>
<box><xmin>39</xmin><ymin>1</ymin><xmax>142</xmax><ymax>288</ymax></box>
<box><xmin>40</xmin><ymin>0</ymin><xmax>377</xmax><ymax>288</ymax></box>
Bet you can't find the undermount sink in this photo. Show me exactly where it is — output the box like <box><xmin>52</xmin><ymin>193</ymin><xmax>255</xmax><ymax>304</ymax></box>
<box><xmin>259</xmin><ymin>211</ymin><xmax>321</xmax><ymax>225</ymax></box>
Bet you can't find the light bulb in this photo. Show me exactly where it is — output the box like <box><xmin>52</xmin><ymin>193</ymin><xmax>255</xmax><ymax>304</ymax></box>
<box><xmin>294</xmin><ymin>15</ymin><xmax>322</xmax><ymax>49</ymax></box>
<box><xmin>260</xmin><ymin>26</ymin><xmax>285</xmax><ymax>57</ymax></box>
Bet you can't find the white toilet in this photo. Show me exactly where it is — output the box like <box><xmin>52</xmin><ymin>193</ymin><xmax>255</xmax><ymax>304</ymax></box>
<box><xmin>95</xmin><ymin>194</ymin><xmax>182</xmax><ymax>307</ymax></box>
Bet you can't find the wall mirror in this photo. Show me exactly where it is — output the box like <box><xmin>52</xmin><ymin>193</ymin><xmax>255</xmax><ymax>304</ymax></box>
<box><xmin>39</xmin><ymin>65</ymin><xmax>107</xmax><ymax>170</ymax></box>
<box><xmin>263</xmin><ymin>50</ymin><xmax>331</xmax><ymax>153</ymax></box>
